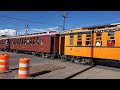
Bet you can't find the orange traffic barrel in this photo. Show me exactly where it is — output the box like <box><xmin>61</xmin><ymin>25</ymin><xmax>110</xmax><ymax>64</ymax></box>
<box><xmin>0</xmin><ymin>53</ymin><xmax>9</xmax><ymax>72</ymax></box>
<box><xmin>18</xmin><ymin>57</ymin><xmax>30</xmax><ymax>79</ymax></box>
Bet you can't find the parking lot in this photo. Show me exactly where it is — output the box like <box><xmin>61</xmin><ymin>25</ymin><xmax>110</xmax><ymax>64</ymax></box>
<box><xmin>0</xmin><ymin>51</ymin><xmax>120</xmax><ymax>79</ymax></box>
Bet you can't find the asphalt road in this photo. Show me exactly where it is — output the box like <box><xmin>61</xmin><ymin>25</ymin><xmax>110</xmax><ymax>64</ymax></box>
<box><xmin>0</xmin><ymin>51</ymin><xmax>120</xmax><ymax>79</ymax></box>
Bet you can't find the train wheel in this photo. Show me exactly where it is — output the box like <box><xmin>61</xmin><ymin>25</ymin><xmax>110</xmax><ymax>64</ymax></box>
<box><xmin>46</xmin><ymin>54</ymin><xmax>50</xmax><ymax>58</ymax></box>
<box><xmin>50</xmin><ymin>54</ymin><xmax>55</xmax><ymax>59</ymax></box>
<box><xmin>67</xmin><ymin>56</ymin><xmax>71</xmax><ymax>61</ymax></box>
<box><xmin>80</xmin><ymin>58</ymin><xmax>86</xmax><ymax>64</ymax></box>
<box><xmin>70</xmin><ymin>57</ymin><xmax>75</xmax><ymax>63</ymax></box>
<box><xmin>16</xmin><ymin>50</ymin><xmax>19</xmax><ymax>53</ymax></box>
<box><xmin>89</xmin><ymin>59</ymin><xmax>96</xmax><ymax>66</ymax></box>
<box><xmin>61</xmin><ymin>55</ymin><xmax>67</xmax><ymax>62</ymax></box>
<box><xmin>32</xmin><ymin>52</ymin><xmax>36</xmax><ymax>56</ymax></box>
<box><xmin>13</xmin><ymin>50</ymin><xmax>16</xmax><ymax>53</ymax></box>
<box><xmin>38</xmin><ymin>53</ymin><xmax>42</xmax><ymax>57</ymax></box>
<box><xmin>41</xmin><ymin>53</ymin><xmax>45</xmax><ymax>57</ymax></box>
<box><xmin>74</xmin><ymin>57</ymin><xmax>81</xmax><ymax>63</ymax></box>
<box><xmin>60</xmin><ymin>54</ymin><xmax>64</xmax><ymax>60</ymax></box>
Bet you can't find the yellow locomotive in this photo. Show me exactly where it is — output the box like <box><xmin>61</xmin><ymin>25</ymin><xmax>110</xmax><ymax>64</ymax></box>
<box><xmin>59</xmin><ymin>23</ymin><xmax>120</xmax><ymax>67</ymax></box>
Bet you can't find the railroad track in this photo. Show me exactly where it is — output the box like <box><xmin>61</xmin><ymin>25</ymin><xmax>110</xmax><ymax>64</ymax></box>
<box><xmin>64</xmin><ymin>65</ymin><xmax>96</xmax><ymax>79</ymax></box>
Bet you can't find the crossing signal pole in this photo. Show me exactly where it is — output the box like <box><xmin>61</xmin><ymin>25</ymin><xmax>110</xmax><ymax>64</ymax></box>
<box><xmin>15</xmin><ymin>29</ymin><xmax>18</xmax><ymax>36</ymax></box>
<box><xmin>61</xmin><ymin>13</ymin><xmax>69</xmax><ymax>31</ymax></box>
<box><xmin>25</xmin><ymin>24</ymin><xmax>29</xmax><ymax>35</ymax></box>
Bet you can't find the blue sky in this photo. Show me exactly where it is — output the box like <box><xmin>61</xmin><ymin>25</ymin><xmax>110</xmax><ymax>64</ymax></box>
<box><xmin>1</xmin><ymin>11</ymin><xmax>120</xmax><ymax>34</ymax></box>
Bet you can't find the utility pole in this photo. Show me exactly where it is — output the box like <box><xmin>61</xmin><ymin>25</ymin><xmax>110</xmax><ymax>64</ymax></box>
<box><xmin>15</xmin><ymin>29</ymin><xmax>18</xmax><ymax>36</ymax></box>
<box><xmin>25</xmin><ymin>24</ymin><xmax>29</xmax><ymax>35</ymax></box>
<box><xmin>61</xmin><ymin>13</ymin><xmax>69</xmax><ymax>31</ymax></box>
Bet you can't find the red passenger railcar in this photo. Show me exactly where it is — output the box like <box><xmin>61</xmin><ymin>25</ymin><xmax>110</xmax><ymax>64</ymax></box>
<box><xmin>9</xmin><ymin>31</ymin><xmax>60</xmax><ymax>58</ymax></box>
<box><xmin>0</xmin><ymin>38</ymin><xmax>10</xmax><ymax>51</ymax></box>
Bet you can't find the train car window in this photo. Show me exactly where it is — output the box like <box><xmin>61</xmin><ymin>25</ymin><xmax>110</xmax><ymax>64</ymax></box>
<box><xmin>96</xmin><ymin>31</ymin><xmax>102</xmax><ymax>46</ymax></box>
<box><xmin>108</xmin><ymin>31</ymin><xmax>114</xmax><ymax>36</ymax></box>
<box><xmin>12</xmin><ymin>40</ymin><xmax>13</xmax><ymax>44</ymax></box>
<box><xmin>26</xmin><ymin>38</ymin><xmax>28</xmax><ymax>45</ymax></box>
<box><xmin>32</xmin><ymin>37</ymin><xmax>35</xmax><ymax>44</ymax></box>
<box><xmin>24</xmin><ymin>38</ymin><xmax>26</xmax><ymax>45</ymax></box>
<box><xmin>35</xmin><ymin>37</ymin><xmax>38</xmax><ymax>44</ymax></box>
<box><xmin>70</xmin><ymin>34</ymin><xmax>73</xmax><ymax>38</ymax></box>
<box><xmin>16</xmin><ymin>38</ymin><xmax>18</xmax><ymax>45</ymax></box>
<box><xmin>16</xmin><ymin>39</ymin><xmax>18</xmax><ymax>45</ymax></box>
<box><xmin>22</xmin><ymin>38</ymin><xmax>24</xmax><ymax>44</ymax></box>
<box><xmin>107</xmin><ymin>31</ymin><xmax>115</xmax><ymax>47</ymax></box>
<box><xmin>40</xmin><ymin>37</ymin><xmax>43</xmax><ymax>45</ymax></box>
<box><xmin>20</xmin><ymin>38</ymin><xmax>22</xmax><ymax>44</ymax></box>
<box><xmin>14</xmin><ymin>39</ymin><xmax>16</xmax><ymax>45</ymax></box>
<box><xmin>34</xmin><ymin>37</ymin><xmax>36</xmax><ymax>44</ymax></box>
<box><xmin>86</xmin><ymin>34</ymin><xmax>91</xmax><ymax>37</ymax></box>
<box><xmin>23</xmin><ymin>38</ymin><xmax>25</xmax><ymax>44</ymax></box>
<box><xmin>78</xmin><ymin>34</ymin><xmax>82</xmax><ymax>40</ymax></box>
<box><xmin>34</xmin><ymin>37</ymin><xmax>36</xmax><ymax>45</ymax></box>
<box><xmin>18</xmin><ymin>39</ymin><xmax>20</xmax><ymax>44</ymax></box>
<box><xmin>77</xmin><ymin>41</ymin><xmax>82</xmax><ymax>46</ymax></box>
<box><xmin>70</xmin><ymin>34</ymin><xmax>74</xmax><ymax>45</ymax></box>
<box><xmin>23</xmin><ymin>38</ymin><xmax>25</xmax><ymax>45</ymax></box>
<box><xmin>86</xmin><ymin>33</ymin><xmax>91</xmax><ymax>46</ymax></box>
<box><xmin>21</xmin><ymin>38</ymin><xmax>23</xmax><ymax>44</ymax></box>
<box><xmin>86</xmin><ymin>41</ymin><xmax>91</xmax><ymax>46</ymax></box>
<box><xmin>13</xmin><ymin>39</ymin><xmax>15</xmax><ymax>44</ymax></box>
<box><xmin>77</xmin><ymin>34</ymin><xmax>82</xmax><ymax>46</ymax></box>
<box><xmin>17</xmin><ymin>39</ymin><xmax>19</xmax><ymax>44</ymax></box>
<box><xmin>29</xmin><ymin>38</ymin><xmax>32</xmax><ymax>45</ymax></box>
<box><xmin>96</xmin><ymin>32</ymin><xmax>102</xmax><ymax>36</ymax></box>
<box><xmin>18</xmin><ymin>39</ymin><xmax>19</xmax><ymax>44</ymax></box>
<box><xmin>36</xmin><ymin>37</ymin><xmax>39</xmax><ymax>44</ymax></box>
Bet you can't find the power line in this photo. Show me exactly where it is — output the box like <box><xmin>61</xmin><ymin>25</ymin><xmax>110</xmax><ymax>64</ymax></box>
<box><xmin>0</xmin><ymin>15</ymin><xmax>59</xmax><ymax>27</ymax></box>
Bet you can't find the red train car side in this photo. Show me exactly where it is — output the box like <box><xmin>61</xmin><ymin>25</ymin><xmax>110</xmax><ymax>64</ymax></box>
<box><xmin>9</xmin><ymin>31</ymin><xmax>59</xmax><ymax>58</ymax></box>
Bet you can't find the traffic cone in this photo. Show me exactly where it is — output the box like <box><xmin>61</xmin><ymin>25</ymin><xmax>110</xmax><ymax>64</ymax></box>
<box><xmin>0</xmin><ymin>53</ymin><xmax>9</xmax><ymax>72</ymax></box>
<box><xmin>18</xmin><ymin>57</ymin><xmax>30</xmax><ymax>79</ymax></box>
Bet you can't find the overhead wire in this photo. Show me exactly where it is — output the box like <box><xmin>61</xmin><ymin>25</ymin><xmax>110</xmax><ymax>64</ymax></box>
<box><xmin>0</xmin><ymin>15</ymin><xmax>59</xmax><ymax>27</ymax></box>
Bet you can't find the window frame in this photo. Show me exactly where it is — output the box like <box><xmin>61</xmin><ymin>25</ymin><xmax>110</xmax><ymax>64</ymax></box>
<box><xmin>86</xmin><ymin>33</ymin><xmax>91</xmax><ymax>46</ymax></box>
<box><xmin>77</xmin><ymin>34</ymin><xmax>82</xmax><ymax>46</ymax></box>
<box><xmin>40</xmin><ymin>37</ymin><xmax>43</xmax><ymax>45</ymax></box>
<box><xmin>107</xmin><ymin>31</ymin><xmax>115</xmax><ymax>47</ymax></box>
<box><xmin>95</xmin><ymin>31</ymin><xmax>102</xmax><ymax>46</ymax></box>
<box><xmin>70</xmin><ymin>34</ymin><xmax>74</xmax><ymax>46</ymax></box>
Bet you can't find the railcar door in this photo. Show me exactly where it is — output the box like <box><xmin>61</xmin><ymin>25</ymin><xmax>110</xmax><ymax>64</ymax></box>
<box><xmin>60</xmin><ymin>37</ymin><xmax>65</xmax><ymax>54</ymax></box>
<box><xmin>6</xmin><ymin>39</ymin><xmax>10</xmax><ymax>51</ymax></box>
<box><xmin>50</xmin><ymin>37</ymin><xmax>54</xmax><ymax>53</ymax></box>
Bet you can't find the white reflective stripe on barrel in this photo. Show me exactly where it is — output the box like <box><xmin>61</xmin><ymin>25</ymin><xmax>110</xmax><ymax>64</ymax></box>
<box><xmin>19</xmin><ymin>70</ymin><xmax>29</xmax><ymax>74</ymax></box>
<box><xmin>0</xmin><ymin>65</ymin><xmax>8</xmax><ymax>68</ymax></box>
<box><xmin>0</xmin><ymin>59</ymin><xmax>8</xmax><ymax>62</ymax></box>
<box><xmin>19</xmin><ymin>63</ymin><xmax>29</xmax><ymax>67</ymax></box>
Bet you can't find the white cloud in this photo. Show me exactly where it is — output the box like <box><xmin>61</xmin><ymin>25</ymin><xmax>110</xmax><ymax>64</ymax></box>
<box><xmin>0</xmin><ymin>29</ymin><xmax>17</xmax><ymax>36</ymax></box>
<box><xmin>0</xmin><ymin>26</ymin><xmax>62</xmax><ymax>36</ymax></box>
<box><xmin>30</xmin><ymin>26</ymin><xmax>62</xmax><ymax>33</ymax></box>
<box><xmin>47</xmin><ymin>26</ymin><xmax>59</xmax><ymax>30</ymax></box>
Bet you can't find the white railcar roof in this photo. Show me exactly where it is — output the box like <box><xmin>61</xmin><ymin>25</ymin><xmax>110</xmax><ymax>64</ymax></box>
<box><xmin>10</xmin><ymin>32</ymin><xmax>60</xmax><ymax>39</ymax></box>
